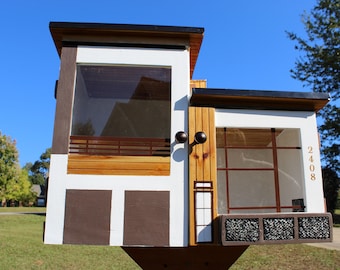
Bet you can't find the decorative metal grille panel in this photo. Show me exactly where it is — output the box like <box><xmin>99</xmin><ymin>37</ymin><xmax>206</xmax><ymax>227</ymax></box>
<box><xmin>263</xmin><ymin>218</ymin><xmax>294</xmax><ymax>241</ymax></box>
<box><xmin>225</xmin><ymin>218</ymin><xmax>260</xmax><ymax>242</ymax></box>
<box><xmin>221</xmin><ymin>213</ymin><xmax>332</xmax><ymax>246</ymax></box>
<box><xmin>298</xmin><ymin>216</ymin><xmax>331</xmax><ymax>240</ymax></box>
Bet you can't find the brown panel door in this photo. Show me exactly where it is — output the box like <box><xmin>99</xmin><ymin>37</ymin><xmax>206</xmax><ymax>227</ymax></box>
<box><xmin>123</xmin><ymin>191</ymin><xmax>170</xmax><ymax>246</ymax></box>
<box><xmin>63</xmin><ymin>190</ymin><xmax>112</xmax><ymax>245</ymax></box>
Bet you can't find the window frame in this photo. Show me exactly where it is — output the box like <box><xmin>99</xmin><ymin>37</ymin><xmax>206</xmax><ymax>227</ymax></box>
<box><xmin>217</xmin><ymin>127</ymin><xmax>303</xmax><ymax>214</ymax></box>
<box><xmin>67</xmin><ymin>46</ymin><xmax>190</xmax><ymax>176</ymax></box>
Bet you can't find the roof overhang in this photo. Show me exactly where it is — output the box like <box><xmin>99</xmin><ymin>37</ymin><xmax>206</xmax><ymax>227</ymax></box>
<box><xmin>190</xmin><ymin>88</ymin><xmax>330</xmax><ymax>112</ymax></box>
<box><xmin>49</xmin><ymin>22</ymin><xmax>204</xmax><ymax>78</ymax></box>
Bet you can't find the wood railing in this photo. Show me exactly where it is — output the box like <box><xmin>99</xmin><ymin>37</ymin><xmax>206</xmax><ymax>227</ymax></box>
<box><xmin>69</xmin><ymin>136</ymin><xmax>170</xmax><ymax>156</ymax></box>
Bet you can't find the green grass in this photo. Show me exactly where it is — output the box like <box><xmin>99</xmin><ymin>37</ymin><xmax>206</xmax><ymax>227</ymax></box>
<box><xmin>0</xmin><ymin>211</ymin><xmax>339</xmax><ymax>269</ymax></box>
<box><xmin>0</xmin><ymin>214</ymin><xmax>140</xmax><ymax>270</ymax></box>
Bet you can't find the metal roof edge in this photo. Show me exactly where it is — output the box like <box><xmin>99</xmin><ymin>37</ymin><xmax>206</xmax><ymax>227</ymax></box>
<box><xmin>190</xmin><ymin>88</ymin><xmax>330</xmax><ymax>112</ymax></box>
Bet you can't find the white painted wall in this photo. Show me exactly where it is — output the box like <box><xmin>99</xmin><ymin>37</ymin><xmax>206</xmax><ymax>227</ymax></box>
<box><xmin>215</xmin><ymin>109</ymin><xmax>325</xmax><ymax>213</ymax></box>
<box><xmin>44</xmin><ymin>47</ymin><xmax>190</xmax><ymax>246</ymax></box>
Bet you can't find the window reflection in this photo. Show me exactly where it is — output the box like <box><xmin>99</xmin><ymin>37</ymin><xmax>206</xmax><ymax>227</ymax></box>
<box><xmin>70</xmin><ymin>65</ymin><xmax>171</xmax><ymax>156</ymax></box>
<box><xmin>217</xmin><ymin>128</ymin><xmax>304</xmax><ymax>214</ymax></box>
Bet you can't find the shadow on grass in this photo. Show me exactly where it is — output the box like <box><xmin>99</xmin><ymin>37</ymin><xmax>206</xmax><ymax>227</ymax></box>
<box><xmin>23</xmin><ymin>212</ymin><xmax>46</xmax><ymax>216</ymax></box>
<box><xmin>333</xmin><ymin>213</ymin><xmax>340</xmax><ymax>227</ymax></box>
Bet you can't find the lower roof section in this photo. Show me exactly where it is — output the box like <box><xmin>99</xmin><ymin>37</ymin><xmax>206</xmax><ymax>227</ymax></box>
<box><xmin>190</xmin><ymin>88</ymin><xmax>330</xmax><ymax>112</ymax></box>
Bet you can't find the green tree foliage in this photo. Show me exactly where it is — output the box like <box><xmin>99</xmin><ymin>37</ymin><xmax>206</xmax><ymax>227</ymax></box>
<box><xmin>6</xmin><ymin>169</ymin><xmax>36</xmax><ymax>206</ymax></box>
<box><xmin>287</xmin><ymin>0</ymin><xmax>340</xmax><ymax>174</ymax></box>
<box><xmin>322</xmin><ymin>167</ymin><xmax>340</xmax><ymax>213</ymax></box>
<box><xmin>25</xmin><ymin>148</ymin><xmax>51</xmax><ymax>185</ymax></box>
<box><xmin>0</xmin><ymin>132</ymin><xmax>19</xmax><ymax>203</ymax></box>
<box><xmin>73</xmin><ymin>120</ymin><xmax>95</xmax><ymax>136</ymax></box>
<box><xmin>0</xmin><ymin>132</ymin><xmax>34</xmax><ymax>205</ymax></box>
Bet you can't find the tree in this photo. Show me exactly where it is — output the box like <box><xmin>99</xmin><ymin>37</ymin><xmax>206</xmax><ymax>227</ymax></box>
<box><xmin>322</xmin><ymin>167</ymin><xmax>340</xmax><ymax>213</ymax></box>
<box><xmin>287</xmin><ymin>0</ymin><xmax>340</xmax><ymax>174</ymax></box>
<box><xmin>6</xmin><ymin>169</ymin><xmax>35</xmax><ymax>206</ymax></box>
<box><xmin>0</xmin><ymin>132</ymin><xmax>19</xmax><ymax>205</ymax></box>
<box><xmin>0</xmin><ymin>132</ymin><xmax>34</xmax><ymax>206</ymax></box>
<box><xmin>25</xmin><ymin>148</ymin><xmax>51</xmax><ymax>185</ymax></box>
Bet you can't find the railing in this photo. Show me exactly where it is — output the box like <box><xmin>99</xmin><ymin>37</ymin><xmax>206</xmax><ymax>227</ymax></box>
<box><xmin>228</xmin><ymin>205</ymin><xmax>305</xmax><ymax>213</ymax></box>
<box><xmin>69</xmin><ymin>135</ymin><xmax>170</xmax><ymax>156</ymax></box>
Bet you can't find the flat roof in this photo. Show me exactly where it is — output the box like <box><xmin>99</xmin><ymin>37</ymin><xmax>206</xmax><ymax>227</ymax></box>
<box><xmin>49</xmin><ymin>22</ymin><xmax>204</xmax><ymax>78</ymax></box>
<box><xmin>190</xmin><ymin>88</ymin><xmax>330</xmax><ymax>112</ymax></box>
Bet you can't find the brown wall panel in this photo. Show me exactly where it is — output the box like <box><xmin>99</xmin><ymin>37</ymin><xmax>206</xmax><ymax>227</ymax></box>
<box><xmin>52</xmin><ymin>46</ymin><xmax>77</xmax><ymax>154</ymax></box>
<box><xmin>63</xmin><ymin>189</ymin><xmax>112</xmax><ymax>245</ymax></box>
<box><xmin>123</xmin><ymin>191</ymin><xmax>169</xmax><ymax>246</ymax></box>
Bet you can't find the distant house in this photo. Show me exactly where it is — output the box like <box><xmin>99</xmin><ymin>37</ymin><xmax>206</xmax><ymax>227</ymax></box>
<box><xmin>31</xmin><ymin>184</ymin><xmax>46</xmax><ymax>207</ymax></box>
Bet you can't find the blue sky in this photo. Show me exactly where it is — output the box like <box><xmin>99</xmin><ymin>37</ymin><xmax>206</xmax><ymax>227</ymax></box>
<box><xmin>0</xmin><ymin>0</ymin><xmax>316</xmax><ymax>166</ymax></box>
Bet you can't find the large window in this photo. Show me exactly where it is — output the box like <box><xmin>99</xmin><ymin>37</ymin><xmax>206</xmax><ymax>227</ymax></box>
<box><xmin>70</xmin><ymin>65</ymin><xmax>171</xmax><ymax>156</ymax></box>
<box><xmin>217</xmin><ymin>128</ymin><xmax>304</xmax><ymax>214</ymax></box>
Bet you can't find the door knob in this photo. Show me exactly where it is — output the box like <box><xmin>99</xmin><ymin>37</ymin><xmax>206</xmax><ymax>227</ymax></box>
<box><xmin>175</xmin><ymin>131</ymin><xmax>188</xmax><ymax>143</ymax></box>
<box><xmin>194</xmin><ymin>131</ymin><xmax>207</xmax><ymax>144</ymax></box>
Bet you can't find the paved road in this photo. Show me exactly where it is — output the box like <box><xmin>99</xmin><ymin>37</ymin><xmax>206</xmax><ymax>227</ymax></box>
<box><xmin>307</xmin><ymin>227</ymin><xmax>340</xmax><ymax>251</ymax></box>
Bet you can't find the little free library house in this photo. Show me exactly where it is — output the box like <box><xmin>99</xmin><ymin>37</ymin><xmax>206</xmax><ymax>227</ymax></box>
<box><xmin>44</xmin><ymin>22</ymin><xmax>332</xmax><ymax>269</ymax></box>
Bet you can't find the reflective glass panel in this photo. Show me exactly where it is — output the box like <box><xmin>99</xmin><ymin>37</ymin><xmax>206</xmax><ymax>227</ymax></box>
<box><xmin>71</xmin><ymin>65</ymin><xmax>171</xmax><ymax>156</ymax></box>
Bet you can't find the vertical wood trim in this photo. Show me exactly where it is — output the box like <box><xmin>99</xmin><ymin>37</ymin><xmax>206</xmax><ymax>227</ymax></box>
<box><xmin>195</xmin><ymin>107</ymin><xmax>204</xmax><ymax>181</ymax></box>
<box><xmin>189</xmin><ymin>80</ymin><xmax>210</xmax><ymax>246</ymax></box>
<box><xmin>188</xmin><ymin>107</ymin><xmax>197</xmax><ymax>246</ymax></box>
<box><xmin>52</xmin><ymin>46</ymin><xmax>77</xmax><ymax>154</ymax></box>
<box><xmin>189</xmin><ymin>106</ymin><xmax>217</xmax><ymax>246</ymax></box>
<box><xmin>202</xmin><ymin>108</ymin><xmax>211</xmax><ymax>181</ymax></box>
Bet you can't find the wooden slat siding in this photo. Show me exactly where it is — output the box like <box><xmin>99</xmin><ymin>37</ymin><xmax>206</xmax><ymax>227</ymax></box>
<box><xmin>195</xmin><ymin>107</ymin><xmax>204</xmax><ymax>180</ymax></box>
<box><xmin>189</xmin><ymin>79</ymin><xmax>205</xmax><ymax>246</ymax></box>
<box><xmin>189</xmin><ymin>106</ymin><xmax>217</xmax><ymax>246</ymax></box>
<box><xmin>67</xmin><ymin>155</ymin><xmax>170</xmax><ymax>175</ymax></box>
<box><xmin>202</xmin><ymin>108</ymin><xmax>211</xmax><ymax>181</ymax></box>
<box><xmin>190</xmin><ymin>80</ymin><xmax>207</xmax><ymax>96</ymax></box>
<box><xmin>190</xmin><ymin>79</ymin><xmax>207</xmax><ymax>90</ymax></box>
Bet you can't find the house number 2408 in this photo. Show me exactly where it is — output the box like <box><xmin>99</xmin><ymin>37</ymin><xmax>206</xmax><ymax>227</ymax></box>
<box><xmin>308</xmin><ymin>146</ymin><xmax>316</xmax><ymax>181</ymax></box>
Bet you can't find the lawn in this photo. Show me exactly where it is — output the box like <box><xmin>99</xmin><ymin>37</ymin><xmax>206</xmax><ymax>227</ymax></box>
<box><xmin>0</xmin><ymin>213</ymin><xmax>140</xmax><ymax>270</ymax></box>
<box><xmin>0</xmin><ymin>209</ymin><xmax>339</xmax><ymax>269</ymax></box>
